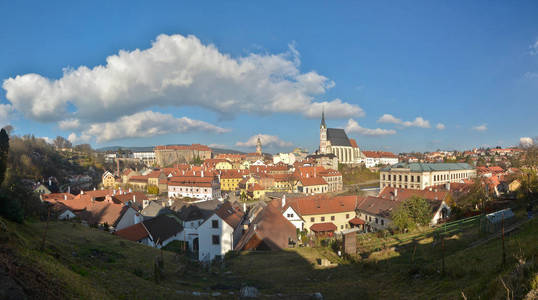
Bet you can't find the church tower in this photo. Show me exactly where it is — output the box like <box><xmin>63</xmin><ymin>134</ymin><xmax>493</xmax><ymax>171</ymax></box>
<box><xmin>256</xmin><ymin>135</ymin><xmax>262</xmax><ymax>155</ymax></box>
<box><xmin>319</xmin><ymin>110</ymin><xmax>328</xmax><ymax>154</ymax></box>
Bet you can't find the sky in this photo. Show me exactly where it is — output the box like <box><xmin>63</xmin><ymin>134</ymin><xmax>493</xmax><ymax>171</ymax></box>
<box><xmin>1</xmin><ymin>1</ymin><xmax>537</xmax><ymax>154</ymax></box>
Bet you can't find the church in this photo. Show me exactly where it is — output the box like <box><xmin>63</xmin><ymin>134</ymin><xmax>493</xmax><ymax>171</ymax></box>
<box><xmin>319</xmin><ymin>112</ymin><xmax>362</xmax><ymax>164</ymax></box>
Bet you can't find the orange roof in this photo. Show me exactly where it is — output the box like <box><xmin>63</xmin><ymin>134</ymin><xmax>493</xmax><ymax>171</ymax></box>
<box><xmin>349</xmin><ymin>217</ymin><xmax>365</xmax><ymax>225</ymax></box>
<box><xmin>41</xmin><ymin>193</ymin><xmax>75</xmax><ymax>202</ymax></box>
<box><xmin>310</xmin><ymin>222</ymin><xmax>337</xmax><ymax>232</ymax></box>
<box><xmin>349</xmin><ymin>138</ymin><xmax>358</xmax><ymax>148</ymax></box>
<box><xmin>129</xmin><ymin>175</ymin><xmax>148</xmax><ymax>183</ymax></box>
<box><xmin>285</xmin><ymin>195</ymin><xmax>359</xmax><ymax>216</ymax></box>
<box><xmin>362</xmin><ymin>151</ymin><xmax>398</xmax><ymax>158</ymax></box>
<box><xmin>299</xmin><ymin>176</ymin><xmax>327</xmax><ymax>186</ymax></box>
<box><xmin>114</xmin><ymin>223</ymin><xmax>149</xmax><ymax>241</ymax></box>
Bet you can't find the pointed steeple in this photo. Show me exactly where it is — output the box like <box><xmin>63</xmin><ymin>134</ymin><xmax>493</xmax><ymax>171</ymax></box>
<box><xmin>320</xmin><ymin>108</ymin><xmax>326</xmax><ymax>129</ymax></box>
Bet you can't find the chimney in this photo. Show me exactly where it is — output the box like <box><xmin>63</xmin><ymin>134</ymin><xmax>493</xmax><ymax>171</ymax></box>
<box><xmin>243</xmin><ymin>202</ymin><xmax>246</xmax><ymax>212</ymax></box>
<box><xmin>282</xmin><ymin>195</ymin><xmax>286</xmax><ymax>208</ymax></box>
<box><xmin>133</xmin><ymin>195</ymin><xmax>136</xmax><ymax>203</ymax></box>
<box><xmin>91</xmin><ymin>197</ymin><xmax>95</xmax><ymax>202</ymax></box>
<box><xmin>446</xmin><ymin>182</ymin><xmax>450</xmax><ymax>191</ymax></box>
<box><xmin>93</xmin><ymin>187</ymin><xmax>96</xmax><ymax>191</ymax></box>
<box><xmin>67</xmin><ymin>186</ymin><xmax>71</xmax><ymax>194</ymax></box>
<box><xmin>64</xmin><ymin>194</ymin><xmax>67</xmax><ymax>200</ymax></box>
<box><xmin>48</xmin><ymin>178</ymin><xmax>52</xmax><ymax>186</ymax></box>
<box><xmin>394</xmin><ymin>189</ymin><xmax>398</xmax><ymax>198</ymax></box>
<box><xmin>201</xmin><ymin>170</ymin><xmax>204</xmax><ymax>177</ymax></box>
<box><xmin>81</xmin><ymin>190</ymin><xmax>84</xmax><ymax>195</ymax></box>
<box><xmin>129</xmin><ymin>188</ymin><xmax>132</xmax><ymax>193</ymax></box>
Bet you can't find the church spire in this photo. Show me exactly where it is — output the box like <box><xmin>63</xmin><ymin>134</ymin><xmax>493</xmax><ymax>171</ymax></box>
<box><xmin>320</xmin><ymin>108</ymin><xmax>326</xmax><ymax>129</ymax></box>
<box><xmin>256</xmin><ymin>135</ymin><xmax>262</xmax><ymax>155</ymax></box>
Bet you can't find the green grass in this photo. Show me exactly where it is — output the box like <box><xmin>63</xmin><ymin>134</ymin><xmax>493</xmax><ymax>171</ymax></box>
<box><xmin>227</xmin><ymin>217</ymin><xmax>538</xmax><ymax>299</ymax></box>
<box><xmin>1</xmin><ymin>214</ymin><xmax>536</xmax><ymax>299</ymax></box>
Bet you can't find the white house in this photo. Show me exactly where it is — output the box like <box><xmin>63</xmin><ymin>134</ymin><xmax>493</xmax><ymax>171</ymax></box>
<box><xmin>362</xmin><ymin>151</ymin><xmax>399</xmax><ymax>168</ymax></box>
<box><xmin>197</xmin><ymin>201</ymin><xmax>244</xmax><ymax>262</ymax></box>
<box><xmin>114</xmin><ymin>214</ymin><xmax>183</xmax><ymax>249</ymax></box>
<box><xmin>168</xmin><ymin>175</ymin><xmax>221</xmax><ymax>201</ymax></box>
<box><xmin>280</xmin><ymin>196</ymin><xmax>304</xmax><ymax>230</ymax></box>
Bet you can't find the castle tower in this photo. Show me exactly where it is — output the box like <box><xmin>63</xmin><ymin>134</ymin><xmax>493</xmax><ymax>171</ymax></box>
<box><xmin>320</xmin><ymin>110</ymin><xmax>327</xmax><ymax>154</ymax></box>
<box><xmin>256</xmin><ymin>135</ymin><xmax>262</xmax><ymax>155</ymax></box>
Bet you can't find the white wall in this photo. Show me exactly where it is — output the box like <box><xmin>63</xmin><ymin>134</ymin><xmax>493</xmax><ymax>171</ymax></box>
<box><xmin>115</xmin><ymin>207</ymin><xmax>141</xmax><ymax>231</ymax></box>
<box><xmin>197</xmin><ymin>214</ymin><xmax>235</xmax><ymax>262</ymax></box>
<box><xmin>282</xmin><ymin>206</ymin><xmax>304</xmax><ymax>231</ymax></box>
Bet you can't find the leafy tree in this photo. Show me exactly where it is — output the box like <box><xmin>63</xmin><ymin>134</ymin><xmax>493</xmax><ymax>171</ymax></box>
<box><xmin>391</xmin><ymin>196</ymin><xmax>431</xmax><ymax>232</ymax></box>
<box><xmin>455</xmin><ymin>178</ymin><xmax>488</xmax><ymax>212</ymax></box>
<box><xmin>53</xmin><ymin>136</ymin><xmax>72</xmax><ymax>149</ymax></box>
<box><xmin>0</xmin><ymin>128</ymin><xmax>8</xmax><ymax>185</ymax></box>
<box><xmin>147</xmin><ymin>185</ymin><xmax>159</xmax><ymax>195</ymax></box>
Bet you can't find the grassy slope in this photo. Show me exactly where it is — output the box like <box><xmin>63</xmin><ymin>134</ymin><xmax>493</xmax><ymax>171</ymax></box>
<box><xmin>1</xmin><ymin>216</ymin><xmax>536</xmax><ymax>299</ymax></box>
<box><xmin>227</xmin><ymin>217</ymin><xmax>538</xmax><ymax>299</ymax></box>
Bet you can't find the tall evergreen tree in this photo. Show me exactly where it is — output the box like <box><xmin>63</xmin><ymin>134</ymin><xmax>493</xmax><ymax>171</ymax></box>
<box><xmin>0</xmin><ymin>128</ymin><xmax>9</xmax><ymax>185</ymax></box>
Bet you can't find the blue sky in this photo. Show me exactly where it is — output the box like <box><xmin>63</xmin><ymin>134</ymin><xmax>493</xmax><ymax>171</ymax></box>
<box><xmin>1</xmin><ymin>1</ymin><xmax>537</xmax><ymax>153</ymax></box>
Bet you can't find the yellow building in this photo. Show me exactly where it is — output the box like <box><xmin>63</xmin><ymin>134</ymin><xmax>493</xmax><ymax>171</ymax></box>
<box><xmin>248</xmin><ymin>184</ymin><xmax>267</xmax><ymax>200</ymax></box>
<box><xmin>283</xmin><ymin>195</ymin><xmax>358</xmax><ymax>233</ymax></box>
<box><xmin>102</xmin><ymin>171</ymin><xmax>116</xmax><ymax>188</ymax></box>
<box><xmin>215</xmin><ymin>160</ymin><xmax>233</xmax><ymax>170</ymax></box>
<box><xmin>509</xmin><ymin>179</ymin><xmax>521</xmax><ymax>192</ymax></box>
<box><xmin>220</xmin><ymin>172</ymin><xmax>244</xmax><ymax>191</ymax></box>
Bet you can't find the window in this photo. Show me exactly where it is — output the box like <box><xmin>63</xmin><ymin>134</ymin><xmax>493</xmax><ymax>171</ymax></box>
<box><xmin>212</xmin><ymin>220</ymin><xmax>218</xmax><ymax>228</ymax></box>
<box><xmin>212</xmin><ymin>235</ymin><xmax>219</xmax><ymax>245</ymax></box>
<box><xmin>382</xmin><ymin>174</ymin><xmax>385</xmax><ymax>180</ymax></box>
<box><xmin>346</xmin><ymin>214</ymin><xmax>349</xmax><ymax>218</ymax></box>
<box><xmin>399</xmin><ymin>175</ymin><xmax>402</xmax><ymax>181</ymax></box>
<box><xmin>375</xmin><ymin>218</ymin><xmax>378</xmax><ymax>224</ymax></box>
<box><xmin>321</xmin><ymin>217</ymin><xmax>325</xmax><ymax>222</ymax></box>
<box><xmin>411</xmin><ymin>175</ymin><xmax>414</xmax><ymax>182</ymax></box>
<box><xmin>331</xmin><ymin>216</ymin><xmax>335</xmax><ymax>221</ymax></box>
<box><xmin>310</xmin><ymin>217</ymin><xmax>315</xmax><ymax>222</ymax></box>
<box><xmin>417</xmin><ymin>176</ymin><xmax>421</xmax><ymax>182</ymax></box>
<box><xmin>405</xmin><ymin>175</ymin><xmax>408</xmax><ymax>182</ymax></box>
<box><xmin>341</xmin><ymin>225</ymin><xmax>343</xmax><ymax>229</ymax></box>
<box><xmin>381</xmin><ymin>220</ymin><xmax>384</xmax><ymax>226</ymax></box>
<box><xmin>287</xmin><ymin>213</ymin><xmax>294</xmax><ymax>218</ymax></box>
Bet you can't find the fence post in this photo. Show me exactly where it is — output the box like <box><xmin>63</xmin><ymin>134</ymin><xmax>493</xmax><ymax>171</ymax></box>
<box><xmin>501</xmin><ymin>212</ymin><xmax>506</xmax><ymax>266</ymax></box>
<box><xmin>441</xmin><ymin>235</ymin><xmax>445</xmax><ymax>277</ymax></box>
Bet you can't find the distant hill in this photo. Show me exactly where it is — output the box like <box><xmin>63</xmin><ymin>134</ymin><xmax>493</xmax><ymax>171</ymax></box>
<box><xmin>97</xmin><ymin>145</ymin><xmax>245</xmax><ymax>155</ymax></box>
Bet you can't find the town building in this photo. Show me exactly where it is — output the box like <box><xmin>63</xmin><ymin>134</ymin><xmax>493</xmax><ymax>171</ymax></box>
<box><xmin>379</xmin><ymin>162</ymin><xmax>476</xmax><ymax>190</ymax></box>
<box><xmin>167</xmin><ymin>174</ymin><xmax>221</xmax><ymax>201</ymax></box>
<box><xmin>319</xmin><ymin>111</ymin><xmax>361</xmax><ymax>164</ymax></box>
<box><xmin>362</xmin><ymin>151</ymin><xmax>399</xmax><ymax>168</ymax></box>
<box><xmin>133</xmin><ymin>151</ymin><xmax>156</xmax><ymax>166</ymax></box>
<box><xmin>154</xmin><ymin>144</ymin><xmax>212</xmax><ymax>167</ymax></box>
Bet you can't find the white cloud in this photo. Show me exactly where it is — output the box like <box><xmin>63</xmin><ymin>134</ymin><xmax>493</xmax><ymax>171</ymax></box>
<box><xmin>236</xmin><ymin>134</ymin><xmax>293</xmax><ymax>148</ymax></box>
<box><xmin>520</xmin><ymin>137</ymin><xmax>534</xmax><ymax>147</ymax></box>
<box><xmin>524</xmin><ymin>72</ymin><xmax>538</xmax><ymax>79</ymax></box>
<box><xmin>377</xmin><ymin>114</ymin><xmax>431</xmax><ymax>128</ymax></box>
<box><xmin>208</xmin><ymin>143</ymin><xmax>228</xmax><ymax>149</ymax></box>
<box><xmin>81</xmin><ymin>111</ymin><xmax>228</xmax><ymax>143</ymax></box>
<box><xmin>0</xmin><ymin>104</ymin><xmax>13</xmax><ymax>127</ymax></box>
<box><xmin>302</xmin><ymin>98</ymin><xmax>364</xmax><ymax>119</ymax></box>
<box><xmin>345</xmin><ymin>119</ymin><xmax>396</xmax><ymax>136</ymax></box>
<box><xmin>473</xmin><ymin>124</ymin><xmax>487</xmax><ymax>132</ymax></box>
<box><xmin>58</xmin><ymin>118</ymin><xmax>81</xmax><ymax>130</ymax></box>
<box><xmin>68</xmin><ymin>132</ymin><xmax>91</xmax><ymax>145</ymax></box>
<box><xmin>530</xmin><ymin>40</ymin><xmax>538</xmax><ymax>55</ymax></box>
<box><xmin>3</xmin><ymin>33</ymin><xmax>362</xmax><ymax>124</ymax></box>
<box><xmin>436</xmin><ymin>123</ymin><xmax>446</xmax><ymax>130</ymax></box>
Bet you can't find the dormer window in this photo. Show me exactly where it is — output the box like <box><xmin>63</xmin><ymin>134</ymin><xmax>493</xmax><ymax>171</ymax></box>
<box><xmin>212</xmin><ymin>220</ymin><xmax>218</xmax><ymax>228</ymax></box>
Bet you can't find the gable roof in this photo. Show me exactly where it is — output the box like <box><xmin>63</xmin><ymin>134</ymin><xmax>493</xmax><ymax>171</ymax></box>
<box><xmin>327</xmin><ymin>128</ymin><xmax>351</xmax><ymax>147</ymax></box>
<box><xmin>142</xmin><ymin>214</ymin><xmax>183</xmax><ymax>244</ymax></box>
<box><xmin>114</xmin><ymin>223</ymin><xmax>149</xmax><ymax>242</ymax></box>
<box><xmin>234</xmin><ymin>200</ymin><xmax>296</xmax><ymax>251</ymax></box>
<box><xmin>284</xmin><ymin>195</ymin><xmax>359</xmax><ymax>216</ymax></box>
<box><xmin>215</xmin><ymin>201</ymin><xmax>244</xmax><ymax>229</ymax></box>
<box><xmin>310</xmin><ymin>222</ymin><xmax>337</xmax><ymax>232</ymax></box>
<box><xmin>141</xmin><ymin>201</ymin><xmax>173</xmax><ymax>219</ymax></box>
<box><xmin>356</xmin><ymin>196</ymin><xmax>399</xmax><ymax>218</ymax></box>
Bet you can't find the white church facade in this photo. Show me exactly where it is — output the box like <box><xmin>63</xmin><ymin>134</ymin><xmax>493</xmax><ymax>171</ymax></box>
<box><xmin>319</xmin><ymin>112</ymin><xmax>362</xmax><ymax>164</ymax></box>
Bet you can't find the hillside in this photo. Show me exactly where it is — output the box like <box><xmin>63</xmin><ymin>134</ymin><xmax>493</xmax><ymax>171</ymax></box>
<box><xmin>1</xmin><ymin>216</ymin><xmax>536</xmax><ymax>299</ymax></box>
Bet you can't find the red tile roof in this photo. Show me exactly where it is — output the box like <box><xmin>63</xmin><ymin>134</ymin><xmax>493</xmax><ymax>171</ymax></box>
<box><xmin>362</xmin><ymin>151</ymin><xmax>398</xmax><ymax>158</ymax></box>
<box><xmin>349</xmin><ymin>138</ymin><xmax>358</xmax><ymax>148</ymax></box>
<box><xmin>310</xmin><ymin>222</ymin><xmax>337</xmax><ymax>232</ymax></box>
<box><xmin>356</xmin><ymin>196</ymin><xmax>399</xmax><ymax>218</ymax></box>
<box><xmin>114</xmin><ymin>223</ymin><xmax>149</xmax><ymax>241</ymax></box>
<box><xmin>215</xmin><ymin>201</ymin><xmax>244</xmax><ymax>229</ymax></box>
<box><xmin>285</xmin><ymin>195</ymin><xmax>359</xmax><ymax>216</ymax></box>
<box><xmin>349</xmin><ymin>217</ymin><xmax>365</xmax><ymax>225</ymax></box>
<box><xmin>299</xmin><ymin>176</ymin><xmax>327</xmax><ymax>186</ymax></box>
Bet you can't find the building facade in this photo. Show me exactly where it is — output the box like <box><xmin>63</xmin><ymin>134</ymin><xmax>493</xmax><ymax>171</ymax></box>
<box><xmin>379</xmin><ymin>162</ymin><xmax>476</xmax><ymax>190</ymax></box>
<box><xmin>319</xmin><ymin>111</ymin><xmax>361</xmax><ymax>164</ymax></box>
